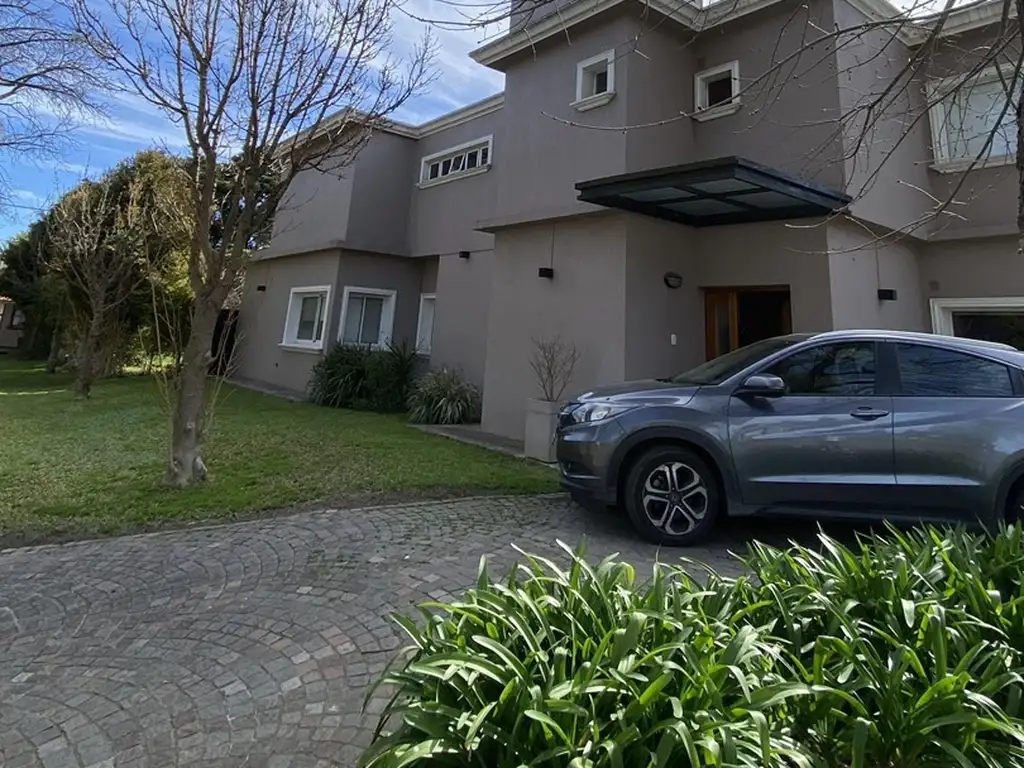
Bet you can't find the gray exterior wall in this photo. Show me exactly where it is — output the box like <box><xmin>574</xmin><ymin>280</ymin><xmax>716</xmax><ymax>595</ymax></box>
<box><xmin>235</xmin><ymin>250</ymin><xmax>342</xmax><ymax>394</ymax></box>
<box><xmin>407</xmin><ymin>109</ymin><xmax>502</xmax><ymax>257</ymax></box>
<box><xmin>431</xmin><ymin>251</ymin><xmax>494</xmax><ymax>387</ymax></box>
<box><xmin>920</xmin><ymin>235</ymin><xmax>1024</xmax><ymax>300</ymax></box>
<box><xmin>826</xmin><ymin>220</ymin><xmax>928</xmax><ymax>330</ymax></box>
<box><xmin>482</xmin><ymin>214</ymin><xmax>628</xmax><ymax>439</ymax></box>
<box><xmin>345</xmin><ymin>132</ymin><xmax>418</xmax><ymax>255</ymax></box>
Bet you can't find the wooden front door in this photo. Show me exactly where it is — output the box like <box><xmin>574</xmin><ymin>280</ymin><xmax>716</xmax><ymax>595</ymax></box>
<box><xmin>704</xmin><ymin>286</ymin><xmax>792</xmax><ymax>359</ymax></box>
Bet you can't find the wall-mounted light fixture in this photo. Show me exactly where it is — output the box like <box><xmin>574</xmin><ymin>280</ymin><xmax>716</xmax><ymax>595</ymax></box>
<box><xmin>256</xmin><ymin>285</ymin><xmax>267</xmax><ymax>292</ymax></box>
<box><xmin>538</xmin><ymin>267</ymin><xmax>554</xmax><ymax>279</ymax></box>
<box><xmin>663</xmin><ymin>271</ymin><xmax>683</xmax><ymax>289</ymax></box>
<box><xmin>458</xmin><ymin>250</ymin><xmax>470</xmax><ymax>259</ymax></box>
<box><xmin>877</xmin><ymin>288</ymin><xmax>898</xmax><ymax>301</ymax></box>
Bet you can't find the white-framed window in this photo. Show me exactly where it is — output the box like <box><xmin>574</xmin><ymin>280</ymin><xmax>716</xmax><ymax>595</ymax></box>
<box><xmin>928</xmin><ymin>66</ymin><xmax>1021</xmax><ymax>168</ymax></box>
<box><xmin>416</xmin><ymin>293</ymin><xmax>436</xmax><ymax>354</ymax></box>
<box><xmin>573</xmin><ymin>50</ymin><xmax>616</xmax><ymax>112</ymax></box>
<box><xmin>281</xmin><ymin>286</ymin><xmax>331</xmax><ymax>350</ymax></box>
<box><xmin>339</xmin><ymin>286</ymin><xmax>396</xmax><ymax>348</ymax></box>
<box><xmin>694</xmin><ymin>61</ymin><xmax>741</xmax><ymax>121</ymax></box>
<box><xmin>419</xmin><ymin>136</ymin><xmax>492</xmax><ymax>188</ymax></box>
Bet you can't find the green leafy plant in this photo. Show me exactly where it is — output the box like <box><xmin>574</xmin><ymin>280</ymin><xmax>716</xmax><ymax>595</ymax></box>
<box><xmin>406</xmin><ymin>367</ymin><xmax>482</xmax><ymax>425</ymax></box>
<box><xmin>362</xmin><ymin>526</ymin><xmax>1024</xmax><ymax>768</ymax></box>
<box><xmin>308</xmin><ymin>341</ymin><xmax>416</xmax><ymax>412</ymax></box>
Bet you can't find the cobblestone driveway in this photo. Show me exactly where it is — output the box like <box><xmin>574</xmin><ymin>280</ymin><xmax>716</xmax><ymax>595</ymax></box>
<box><xmin>0</xmin><ymin>495</ymin><xmax>815</xmax><ymax>768</ymax></box>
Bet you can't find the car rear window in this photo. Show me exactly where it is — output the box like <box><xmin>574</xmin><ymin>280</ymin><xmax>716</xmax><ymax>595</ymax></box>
<box><xmin>896</xmin><ymin>342</ymin><xmax>1015</xmax><ymax>397</ymax></box>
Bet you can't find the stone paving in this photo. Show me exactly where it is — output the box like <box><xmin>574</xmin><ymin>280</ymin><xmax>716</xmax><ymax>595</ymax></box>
<box><xmin>0</xmin><ymin>494</ymin><xmax>826</xmax><ymax>768</ymax></box>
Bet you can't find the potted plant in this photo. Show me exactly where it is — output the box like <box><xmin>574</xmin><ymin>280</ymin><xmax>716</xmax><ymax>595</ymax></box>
<box><xmin>525</xmin><ymin>336</ymin><xmax>580</xmax><ymax>462</ymax></box>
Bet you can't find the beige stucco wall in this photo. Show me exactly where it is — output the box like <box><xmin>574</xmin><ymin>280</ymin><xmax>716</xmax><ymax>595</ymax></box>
<box><xmin>826</xmin><ymin>219</ymin><xmax>927</xmax><ymax>330</ymax></box>
<box><xmin>345</xmin><ymin>132</ymin><xmax>418</xmax><ymax>255</ymax></box>
<box><xmin>235</xmin><ymin>250</ymin><xmax>342</xmax><ymax>393</ymax></box>
<box><xmin>269</xmin><ymin>163</ymin><xmax>355</xmax><ymax>259</ymax></box>
<box><xmin>482</xmin><ymin>213</ymin><xmax>628</xmax><ymax>439</ymax></box>
<box><xmin>431</xmin><ymin>251</ymin><xmax>494</xmax><ymax>387</ymax></box>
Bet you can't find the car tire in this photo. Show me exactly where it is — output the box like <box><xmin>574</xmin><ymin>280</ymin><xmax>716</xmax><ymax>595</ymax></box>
<box><xmin>1007</xmin><ymin>483</ymin><xmax>1024</xmax><ymax>524</ymax></box>
<box><xmin>624</xmin><ymin>445</ymin><xmax>720</xmax><ymax>546</ymax></box>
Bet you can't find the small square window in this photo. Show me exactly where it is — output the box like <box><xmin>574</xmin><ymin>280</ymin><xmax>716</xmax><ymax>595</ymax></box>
<box><xmin>451</xmin><ymin>154</ymin><xmax>464</xmax><ymax>172</ymax></box>
<box><xmin>466</xmin><ymin>150</ymin><xmax>479</xmax><ymax>169</ymax></box>
<box><xmin>574</xmin><ymin>50</ymin><xmax>616</xmax><ymax>110</ymax></box>
<box><xmin>419</xmin><ymin>136</ymin><xmax>492</xmax><ymax>186</ymax></box>
<box><xmin>441</xmin><ymin>158</ymin><xmax>452</xmax><ymax>175</ymax></box>
<box><xmin>429</xmin><ymin>162</ymin><xmax>439</xmax><ymax>180</ymax></box>
<box><xmin>694</xmin><ymin>61</ymin><xmax>740</xmax><ymax>120</ymax></box>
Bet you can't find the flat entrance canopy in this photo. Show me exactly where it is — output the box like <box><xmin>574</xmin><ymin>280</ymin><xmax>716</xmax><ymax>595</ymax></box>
<box><xmin>575</xmin><ymin>156</ymin><xmax>850</xmax><ymax>227</ymax></box>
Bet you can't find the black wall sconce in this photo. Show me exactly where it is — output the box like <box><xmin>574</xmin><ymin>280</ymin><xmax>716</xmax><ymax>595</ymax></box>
<box><xmin>256</xmin><ymin>284</ymin><xmax>266</xmax><ymax>292</ymax></box>
<box><xmin>458</xmin><ymin>250</ymin><xmax>470</xmax><ymax>259</ymax></box>
<box><xmin>538</xmin><ymin>267</ymin><xmax>554</xmax><ymax>279</ymax></box>
<box><xmin>877</xmin><ymin>288</ymin><xmax>898</xmax><ymax>301</ymax></box>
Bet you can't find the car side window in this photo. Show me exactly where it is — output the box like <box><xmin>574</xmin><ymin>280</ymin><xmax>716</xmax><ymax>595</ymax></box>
<box><xmin>764</xmin><ymin>342</ymin><xmax>876</xmax><ymax>396</ymax></box>
<box><xmin>896</xmin><ymin>343</ymin><xmax>1014</xmax><ymax>397</ymax></box>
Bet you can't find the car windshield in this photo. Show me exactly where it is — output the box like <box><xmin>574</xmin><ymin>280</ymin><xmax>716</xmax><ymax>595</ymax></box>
<box><xmin>672</xmin><ymin>335</ymin><xmax>813</xmax><ymax>385</ymax></box>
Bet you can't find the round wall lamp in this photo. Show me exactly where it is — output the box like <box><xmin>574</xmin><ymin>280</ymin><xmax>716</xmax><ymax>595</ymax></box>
<box><xmin>663</xmin><ymin>272</ymin><xmax>683</xmax><ymax>289</ymax></box>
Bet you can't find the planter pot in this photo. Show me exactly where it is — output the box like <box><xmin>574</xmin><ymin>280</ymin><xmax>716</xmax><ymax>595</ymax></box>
<box><xmin>524</xmin><ymin>398</ymin><xmax>560</xmax><ymax>463</ymax></box>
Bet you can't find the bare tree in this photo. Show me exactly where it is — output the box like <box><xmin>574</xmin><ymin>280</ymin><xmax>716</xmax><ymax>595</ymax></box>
<box><xmin>530</xmin><ymin>335</ymin><xmax>580</xmax><ymax>402</ymax></box>
<box><xmin>47</xmin><ymin>179</ymin><xmax>137</xmax><ymax>396</ymax></box>
<box><xmin>69</xmin><ymin>0</ymin><xmax>434</xmax><ymax>486</ymax></box>
<box><xmin>0</xmin><ymin>0</ymin><xmax>100</xmax><ymax>206</ymax></box>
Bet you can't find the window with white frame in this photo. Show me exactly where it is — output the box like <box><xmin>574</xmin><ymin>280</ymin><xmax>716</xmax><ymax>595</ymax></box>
<box><xmin>694</xmin><ymin>61</ymin><xmax>740</xmax><ymax>119</ymax></box>
<box><xmin>574</xmin><ymin>50</ymin><xmax>616</xmax><ymax>111</ymax></box>
<box><xmin>416</xmin><ymin>294</ymin><xmax>435</xmax><ymax>354</ymax></box>
<box><xmin>282</xmin><ymin>286</ymin><xmax>330</xmax><ymax>349</ymax></box>
<box><xmin>339</xmin><ymin>287</ymin><xmax>396</xmax><ymax>347</ymax></box>
<box><xmin>929</xmin><ymin>67</ymin><xmax>1021</xmax><ymax>166</ymax></box>
<box><xmin>420</xmin><ymin>137</ymin><xmax>492</xmax><ymax>186</ymax></box>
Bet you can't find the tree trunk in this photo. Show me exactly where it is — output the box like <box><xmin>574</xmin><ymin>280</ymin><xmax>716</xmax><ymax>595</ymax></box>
<box><xmin>75</xmin><ymin>308</ymin><xmax>106</xmax><ymax>397</ymax></box>
<box><xmin>45</xmin><ymin>321</ymin><xmax>62</xmax><ymax>374</ymax></box>
<box><xmin>166</xmin><ymin>298</ymin><xmax>219</xmax><ymax>487</ymax></box>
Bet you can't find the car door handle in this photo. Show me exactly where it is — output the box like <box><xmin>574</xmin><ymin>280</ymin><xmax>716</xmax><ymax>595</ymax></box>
<box><xmin>850</xmin><ymin>407</ymin><xmax>889</xmax><ymax>421</ymax></box>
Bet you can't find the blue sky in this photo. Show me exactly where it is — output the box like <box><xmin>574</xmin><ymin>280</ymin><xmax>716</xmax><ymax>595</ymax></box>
<box><xmin>0</xmin><ymin>7</ymin><xmax>505</xmax><ymax>244</ymax></box>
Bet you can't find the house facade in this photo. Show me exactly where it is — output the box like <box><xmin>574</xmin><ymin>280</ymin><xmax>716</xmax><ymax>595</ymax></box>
<box><xmin>0</xmin><ymin>297</ymin><xmax>23</xmax><ymax>351</ymax></box>
<box><xmin>234</xmin><ymin>0</ymin><xmax>1024</xmax><ymax>440</ymax></box>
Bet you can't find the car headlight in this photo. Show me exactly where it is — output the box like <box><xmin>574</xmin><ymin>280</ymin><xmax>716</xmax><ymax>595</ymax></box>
<box><xmin>570</xmin><ymin>402</ymin><xmax>633</xmax><ymax>424</ymax></box>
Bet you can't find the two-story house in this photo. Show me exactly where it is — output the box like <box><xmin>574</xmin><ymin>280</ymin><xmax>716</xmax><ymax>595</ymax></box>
<box><xmin>233</xmin><ymin>0</ymin><xmax>1023</xmax><ymax>440</ymax></box>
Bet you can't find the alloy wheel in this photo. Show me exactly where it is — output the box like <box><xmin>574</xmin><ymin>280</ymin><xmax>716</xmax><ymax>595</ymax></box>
<box><xmin>641</xmin><ymin>461</ymin><xmax>709</xmax><ymax>536</ymax></box>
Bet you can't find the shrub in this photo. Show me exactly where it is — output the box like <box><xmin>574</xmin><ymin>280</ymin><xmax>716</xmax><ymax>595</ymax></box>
<box><xmin>361</xmin><ymin>528</ymin><xmax>1024</xmax><ymax>767</ymax></box>
<box><xmin>406</xmin><ymin>367</ymin><xmax>482</xmax><ymax>425</ymax></box>
<box><xmin>308</xmin><ymin>341</ymin><xmax>417</xmax><ymax>412</ymax></box>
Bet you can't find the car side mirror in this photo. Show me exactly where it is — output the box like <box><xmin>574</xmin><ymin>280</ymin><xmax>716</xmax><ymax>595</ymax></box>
<box><xmin>736</xmin><ymin>374</ymin><xmax>786</xmax><ymax>398</ymax></box>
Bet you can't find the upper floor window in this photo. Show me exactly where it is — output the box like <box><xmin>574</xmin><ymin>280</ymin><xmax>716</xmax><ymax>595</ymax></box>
<box><xmin>573</xmin><ymin>50</ymin><xmax>616</xmax><ymax>112</ymax></box>
<box><xmin>282</xmin><ymin>286</ymin><xmax>330</xmax><ymax>350</ymax></box>
<box><xmin>694</xmin><ymin>61</ymin><xmax>740</xmax><ymax>122</ymax></box>
<box><xmin>420</xmin><ymin>136</ymin><xmax>492</xmax><ymax>188</ymax></box>
<box><xmin>929</xmin><ymin>67</ymin><xmax>1021</xmax><ymax>168</ymax></box>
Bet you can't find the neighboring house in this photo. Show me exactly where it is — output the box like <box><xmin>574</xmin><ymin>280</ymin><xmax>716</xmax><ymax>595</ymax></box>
<box><xmin>234</xmin><ymin>0</ymin><xmax>1024</xmax><ymax>440</ymax></box>
<box><xmin>0</xmin><ymin>297</ymin><xmax>23</xmax><ymax>352</ymax></box>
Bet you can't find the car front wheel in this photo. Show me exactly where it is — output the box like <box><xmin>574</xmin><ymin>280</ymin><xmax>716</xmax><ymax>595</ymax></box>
<box><xmin>624</xmin><ymin>446</ymin><xmax>720</xmax><ymax>546</ymax></box>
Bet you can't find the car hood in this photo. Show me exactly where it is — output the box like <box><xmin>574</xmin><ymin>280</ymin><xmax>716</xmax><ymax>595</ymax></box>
<box><xmin>572</xmin><ymin>379</ymin><xmax>700</xmax><ymax>406</ymax></box>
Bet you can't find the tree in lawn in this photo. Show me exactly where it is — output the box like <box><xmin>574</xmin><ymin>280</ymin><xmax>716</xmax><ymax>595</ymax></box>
<box><xmin>0</xmin><ymin>0</ymin><xmax>102</xmax><ymax>207</ymax></box>
<box><xmin>69</xmin><ymin>0</ymin><xmax>433</xmax><ymax>487</ymax></box>
<box><xmin>45</xmin><ymin>152</ymin><xmax>190</xmax><ymax>396</ymax></box>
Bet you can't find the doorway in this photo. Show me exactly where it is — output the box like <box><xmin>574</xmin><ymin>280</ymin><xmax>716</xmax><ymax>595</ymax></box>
<box><xmin>705</xmin><ymin>286</ymin><xmax>792</xmax><ymax>359</ymax></box>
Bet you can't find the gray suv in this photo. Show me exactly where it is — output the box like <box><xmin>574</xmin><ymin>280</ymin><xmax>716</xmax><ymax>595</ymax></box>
<box><xmin>556</xmin><ymin>330</ymin><xmax>1024</xmax><ymax>546</ymax></box>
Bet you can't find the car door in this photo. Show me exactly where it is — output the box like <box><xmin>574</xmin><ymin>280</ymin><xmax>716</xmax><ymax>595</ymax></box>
<box><xmin>888</xmin><ymin>341</ymin><xmax>1024</xmax><ymax>519</ymax></box>
<box><xmin>728</xmin><ymin>340</ymin><xmax>897</xmax><ymax>511</ymax></box>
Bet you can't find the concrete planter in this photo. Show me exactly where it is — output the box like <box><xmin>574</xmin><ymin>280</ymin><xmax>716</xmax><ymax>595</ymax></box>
<box><xmin>524</xmin><ymin>398</ymin><xmax>560</xmax><ymax>463</ymax></box>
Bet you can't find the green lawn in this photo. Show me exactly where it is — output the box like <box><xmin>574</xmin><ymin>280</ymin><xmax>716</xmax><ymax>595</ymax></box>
<box><xmin>0</xmin><ymin>358</ymin><xmax>557</xmax><ymax>546</ymax></box>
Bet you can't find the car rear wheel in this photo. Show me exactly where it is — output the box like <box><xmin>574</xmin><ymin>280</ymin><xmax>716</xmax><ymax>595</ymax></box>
<box><xmin>624</xmin><ymin>446</ymin><xmax>719</xmax><ymax>546</ymax></box>
<box><xmin>1006</xmin><ymin>482</ymin><xmax>1024</xmax><ymax>524</ymax></box>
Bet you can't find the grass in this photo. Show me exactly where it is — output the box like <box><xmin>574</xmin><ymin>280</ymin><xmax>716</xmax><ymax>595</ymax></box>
<box><xmin>0</xmin><ymin>358</ymin><xmax>558</xmax><ymax>546</ymax></box>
